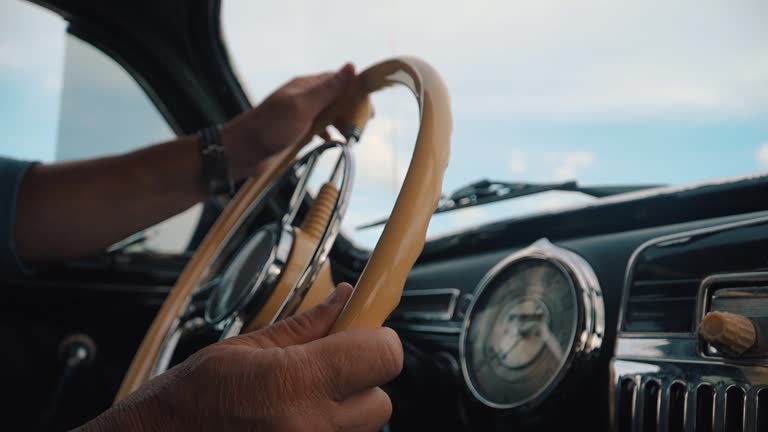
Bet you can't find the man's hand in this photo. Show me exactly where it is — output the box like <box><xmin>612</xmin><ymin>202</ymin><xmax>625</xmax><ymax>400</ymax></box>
<box><xmin>80</xmin><ymin>283</ymin><xmax>403</xmax><ymax>432</ymax></box>
<box><xmin>222</xmin><ymin>64</ymin><xmax>356</xmax><ymax>180</ymax></box>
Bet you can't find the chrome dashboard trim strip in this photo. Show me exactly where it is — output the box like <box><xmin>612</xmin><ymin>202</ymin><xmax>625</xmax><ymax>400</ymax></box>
<box><xmin>388</xmin><ymin>323</ymin><xmax>462</xmax><ymax>334</ymax></box>
<box><xmin>391</xmin><ymin>288</ymin><xmax>461</xmax><ymax>321</ymax></box>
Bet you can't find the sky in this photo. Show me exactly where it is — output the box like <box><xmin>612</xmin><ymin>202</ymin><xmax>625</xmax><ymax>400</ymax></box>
<box><xmin>222</xmin><ymin>0</ymin><xmax>768</xmax><ymax>247</ymax></box>
<box><xmin>1</xmin><ymin>0</ymin><xmax>767</xmax><ymax>250</ymax></box>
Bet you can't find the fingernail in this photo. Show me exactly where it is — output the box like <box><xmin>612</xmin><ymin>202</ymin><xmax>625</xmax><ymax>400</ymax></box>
<box><xmin>325</xmin><ymin>289</ymin><xmax>342</xmax><ymax>305</ymax></box>
<box><xmin>337</xmin><ymin>63</ymin><xmax>354</xmax><ymax>83</ymax></box>
<box><xmin>325</xmin><ymin>283</ymin><xmax>352</xmax><ymax>305</ymax></box>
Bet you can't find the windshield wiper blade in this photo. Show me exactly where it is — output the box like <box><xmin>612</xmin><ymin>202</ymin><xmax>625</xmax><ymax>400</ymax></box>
<box><xmin>356</xmin><ymin>178</ymin><xmax>663</xmax><ymax>230</ymax></box>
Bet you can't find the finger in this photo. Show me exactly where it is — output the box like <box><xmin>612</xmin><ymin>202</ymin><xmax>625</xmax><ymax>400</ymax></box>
<box><xmin>295</xmin><ymin>326</ymin><xmax>403</xmax><ymax>401</ymax></box>
<box><xmin>304</xmin><ymin>63</ymin><xmax>355</xmax><ymax>113</ymax></box>
<box><xmin>333</xmin><ymin>387</ymin><xmax>393</xmax><ymax>432</ymax></box>
<box><xmin>225</xmin><ymin>283</ymin><xmax>354</xmax><ymax>349</ymax></box>
<box><xmin>291</xmin><ymin>71</ymin><xmax>335</xmax><ymax>88</ymax></box>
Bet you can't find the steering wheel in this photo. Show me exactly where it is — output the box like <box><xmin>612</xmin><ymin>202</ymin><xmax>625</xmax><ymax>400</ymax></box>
<box><xmin>115</xmin><ymin>57</ymin><xmax>452</xmax><ymax>401</ymax></box>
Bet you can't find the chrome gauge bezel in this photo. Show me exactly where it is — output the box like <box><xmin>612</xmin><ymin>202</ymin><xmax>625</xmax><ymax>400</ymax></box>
<box><xmin>459</xmin><ymin>238</ymin><xmax>605</xmax><ymax>409</ymax></box>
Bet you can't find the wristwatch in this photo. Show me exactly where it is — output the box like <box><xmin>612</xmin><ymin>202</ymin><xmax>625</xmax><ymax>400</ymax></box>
<box><xmin>198</xmin><ymin>124</ymin><xmax>235</xmax><ymax>196</ymax></box>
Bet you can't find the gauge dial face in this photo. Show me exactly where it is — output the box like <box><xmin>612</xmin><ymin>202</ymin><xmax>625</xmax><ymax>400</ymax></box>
<box><xmin>205</xmin><ymin>228</ymin><xmax>276</xmax><ymax>323</ymax></box>
<box><xmin>461</xmin><ymin>258</ymin><xmax>580</xmax><ymax>408</ymax></box>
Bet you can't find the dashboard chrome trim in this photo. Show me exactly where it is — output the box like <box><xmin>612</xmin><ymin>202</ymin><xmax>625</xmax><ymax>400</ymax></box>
<box><xmin>459</xmin><ymin>238</ymin><xmax>605</xmax><ymax>409</ymax></box>
<box><xmin>697</xmin><ymin>272</ymin><xmax>768</xmax><ymax>364</ymax></box>
<box><xmin>612</xmin><ymin>359</ymin><xmax>768</xmax><ymax>431</ymax></box>
<box><xmin>388</xmin><ymin>323</ymin><xmax>462</xmax><ymax>334</ymax></box>
<box><xmin>614</xmin><ymin>214</ymin><xmax>768</xmax><ymax>431</ymax></box>
<box><xmin>390</xmin><ymin>288</ymin><xmax>461</xmax><ymax>321</ymax></box>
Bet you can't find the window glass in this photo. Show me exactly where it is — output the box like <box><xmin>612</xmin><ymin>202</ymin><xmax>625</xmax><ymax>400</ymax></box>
<box><xmin>222</xmin><ymin>1</ymin><xmax>767</xmax><ymax>249</ymax></box>
<box><xmin>0</xmin><ymin>1</ymin><xmax>200</xmax><ymax>253</ymax></box>
<box><xmin>0</xmin><ymin>0</ymin><xmax>65</xmax><ymax>162</ymax></box>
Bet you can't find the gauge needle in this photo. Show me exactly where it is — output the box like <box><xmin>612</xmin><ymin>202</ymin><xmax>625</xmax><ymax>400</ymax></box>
<box><xmin>539</xmin><ymin>325</ymin><xmax>564</xmax><ymax>361</ymax></box>
<box><xmin>477</xmin><ymin>335</ymin><xmax>524</xmax><ymax>371</ymax></box>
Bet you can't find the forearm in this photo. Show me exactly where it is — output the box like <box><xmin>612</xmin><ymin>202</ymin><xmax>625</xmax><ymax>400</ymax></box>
<box><xmin>16</xmin><ymin>136</ymin><xmax>209</xmax><ymax>263</ymax></box>
<box><xmin>13</xmin><ymin>64</ymin><xmax>353</xmax><ymax>266</ymax></box>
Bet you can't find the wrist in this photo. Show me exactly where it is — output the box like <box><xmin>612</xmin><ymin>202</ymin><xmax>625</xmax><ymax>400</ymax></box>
<box><xmin>221</xmin><ymin>114</ymin><xmax>271</xmax><ymax>181</ymax></box>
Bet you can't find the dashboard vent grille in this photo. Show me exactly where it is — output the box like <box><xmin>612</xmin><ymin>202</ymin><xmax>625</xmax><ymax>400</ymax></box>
<box><xmin>642</xmin><ymin>380</ymin><xmax>660</xmax><ymax>432</ymax></box>
<box><xmin>724</xmin><ymin>387</ymin><xmax>745</xmax><ymax>432</ymax></box>
<box><xmin>668</xmin><ymin>382</ymin><xmax>687</xmax><ymax>432</ymax></box>
<box><xmin>694</xmin><ymin>385</ymin><xmax>714</xmax><ymax>432</ymax></box>
<box><xmin>618</xmin><ymin>379</ymin><xmax>636</xmax><ymax>432</ymax></box>
<box><xmin>622</xmin><ymin>279</ymin><xmax>700</xmax><ymax>333</ymax></box>
<box><xmin>759</xmin><ymin>389</ymin><xmax>768</xmax><ymax>431</ymax></box>
<box><xmin>614</xmin><ymin>377</ymin><xmax>758</xmax><ymax>432</ymax></box>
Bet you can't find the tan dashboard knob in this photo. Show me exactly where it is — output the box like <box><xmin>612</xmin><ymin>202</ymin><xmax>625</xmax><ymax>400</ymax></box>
<box><xmin>699</xmin><ymin>311</ymin><xmax>756</xmax><ymax>356</ymax></box>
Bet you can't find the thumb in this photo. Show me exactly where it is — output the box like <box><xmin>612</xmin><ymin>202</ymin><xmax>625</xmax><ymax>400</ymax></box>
<box><xmin>227</xmin><ymin>283</ymin><xmax>353</xmax><ymax>349</ymax></box>
<box><xmin>305</xmin><ymin>63</ymin><xmax>355</xmax><ymax>112</ymax></box>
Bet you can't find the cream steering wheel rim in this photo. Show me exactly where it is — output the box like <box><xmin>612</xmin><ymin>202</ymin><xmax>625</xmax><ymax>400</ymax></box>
<box><xmin>116</xmin><ymin>56</ymin><xmax>452</xmax><ymax>401</ymax></box>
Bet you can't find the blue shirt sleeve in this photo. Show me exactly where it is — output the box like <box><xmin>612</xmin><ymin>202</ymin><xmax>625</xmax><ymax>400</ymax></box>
<box><xmin>0</xmin><ymin>157</ymin><xmax>37</xmax><ymax>274</ymax></box>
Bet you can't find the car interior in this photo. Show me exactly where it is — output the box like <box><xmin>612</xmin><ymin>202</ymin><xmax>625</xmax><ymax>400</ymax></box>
<box><xmin>3</xmin><ymin>0</ymin><xmax>768</xmax><ymax>431</ymax></box>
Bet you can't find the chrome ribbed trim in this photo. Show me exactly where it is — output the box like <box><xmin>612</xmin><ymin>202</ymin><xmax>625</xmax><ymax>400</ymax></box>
<box><xmin>612</xmin><ymin>359</ymin><xmax>767</xmax><ymax>431</ymax></box>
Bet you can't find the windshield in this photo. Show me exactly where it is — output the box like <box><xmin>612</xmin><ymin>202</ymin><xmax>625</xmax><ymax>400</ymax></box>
<box><xmin>224</xmin><ymin>0</ymin><xmax>767</xmax><ymax>249</ymax></box>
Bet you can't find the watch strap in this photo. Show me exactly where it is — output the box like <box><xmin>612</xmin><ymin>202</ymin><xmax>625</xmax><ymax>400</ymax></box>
<box><xmin>198</xmin><ymin>125</ymin><xmax>235</xmax><ymax>196</ymax></box>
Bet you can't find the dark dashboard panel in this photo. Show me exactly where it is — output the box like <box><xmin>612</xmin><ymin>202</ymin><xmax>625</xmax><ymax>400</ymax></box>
<box><xmin>614</xmin><ymin>215</ymin><xmax>768</xmax><ymax>432</ymax></box>
<box><xmin>8</xmin><ymin>208</ymin><xmax>768</xmax><ymax>431</ymax></box>
<box><xmin>624</xmin><ymin>218</ymin><xmax>768</xmax><ymax>335</ymax></box>
<box><xmin>393</xmin><ymin>210</ymin><xmax>768</xmax><ymax>432</ymax></box>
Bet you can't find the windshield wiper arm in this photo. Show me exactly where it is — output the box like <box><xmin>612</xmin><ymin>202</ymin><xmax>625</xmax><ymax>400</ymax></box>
<box><xmin>356</xmin><ymin>178</ymin><xmax>663</xmax><ymax>230</ymax></box>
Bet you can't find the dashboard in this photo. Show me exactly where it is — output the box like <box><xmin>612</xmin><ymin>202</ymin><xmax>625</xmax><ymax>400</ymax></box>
<box><xmin>387</xmin><ymin>209</ymin><xmax>768</xmax><ymax>431</ymax></box>
<box><xmin>9</xmin><ymin>176</ymin><xmax>768</xmax><ymax>431</ymax></box>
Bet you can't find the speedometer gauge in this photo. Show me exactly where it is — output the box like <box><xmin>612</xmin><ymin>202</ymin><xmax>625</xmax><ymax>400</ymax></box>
<box><xmin>460</xmin><ymin>239</ymin><xmax>604</xmax><ymax>409</ymax></box>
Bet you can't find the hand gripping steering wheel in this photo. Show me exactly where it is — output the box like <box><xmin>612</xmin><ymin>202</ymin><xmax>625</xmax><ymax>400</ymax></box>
<box><xmin>116</xmin><ymin>57</ymin><xmax>452</xmax><ymax>401</ymax></box>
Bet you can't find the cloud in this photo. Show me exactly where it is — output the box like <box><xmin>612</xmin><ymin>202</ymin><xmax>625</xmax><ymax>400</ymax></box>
<box><xmin>554</xmin><ymin>151</ymin><xmax>595</xmax><ymax>180</ymax></box>
<box><xmin>42</xmin><ymin>74</ymin><xmax>62</xmax><ymax>93</ymax></box>
<box><xmin>508</xmin><ymin>149</ymin><xmax>528</xmax><ymax>175</ymax></box>
<box><xmin>757</xmin><ymin>142</ymin><xmax>768</xmax><ymax>168</ymax></box>
<box><xmin>0</xmin><ymin>1</ymin><xmax>66</xmax><ymax>78</ymax></box>
<box><xmin>224</xmin><ymin>0</ymin><xmax>768</xmax><ymax>121</ymax></box>
<box><xmin>354</xmin><ymin>116</ymin><xmax>410</xmax><ymax>192</ymax></box>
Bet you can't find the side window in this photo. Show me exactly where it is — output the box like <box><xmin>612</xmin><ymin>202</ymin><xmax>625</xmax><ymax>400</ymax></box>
<box><xmin>0</xmin><ymin>1</ymin><xmax>65</xmax><ymax>162</ymax></box>
<box><xmin>0</xmin><ymin>1</ymin><xmax>200</xmax><ymax>253</ymax></box>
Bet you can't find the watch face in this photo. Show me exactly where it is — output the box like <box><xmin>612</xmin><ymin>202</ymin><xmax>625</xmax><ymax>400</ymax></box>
<box><xmin>461</xmin><ymin>258</ymin><xmax>580</xmax><ymax>408</ymax></box>
<box><xmin>205</xmin><ymin>227</ymin><xmax>277</xmax><ymax>323</ymax></box>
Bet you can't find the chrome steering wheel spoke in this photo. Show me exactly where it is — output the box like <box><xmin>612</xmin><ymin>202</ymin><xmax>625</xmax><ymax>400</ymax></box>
<box><xmin>151</xmin><ymin>316</ymin><xmax>208</xmax><ymax>378</ymax></box>
<box><xmin>151</xmin><ymin>140</ymin><xmax>355</xmax><ymax>377</ymax></box>
<box><xmin>271</xmin><ymin>140</ymin><xmax>355</xmax><ymax>324</ymax></box>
